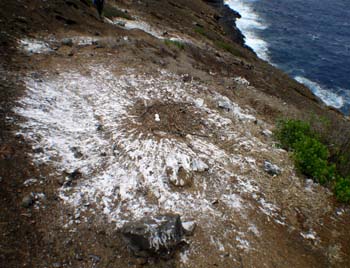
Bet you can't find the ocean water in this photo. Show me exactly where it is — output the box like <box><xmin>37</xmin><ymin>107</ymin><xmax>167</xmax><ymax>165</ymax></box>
<box><xmin>226</xmin><ymin>0</ymin><xmax>350</xmax><ymax>114</ymax></box>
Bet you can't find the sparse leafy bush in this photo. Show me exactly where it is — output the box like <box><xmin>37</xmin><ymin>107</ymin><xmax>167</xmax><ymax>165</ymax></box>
<box><xmin>275</xmin><ymin>119</ymin><xmax>350</xmax><ymax>203</ymax></box>
<box><xmin>164</xmin><ymin>39</ymin><xmax>185</xmax><ymax>50</ymax></box>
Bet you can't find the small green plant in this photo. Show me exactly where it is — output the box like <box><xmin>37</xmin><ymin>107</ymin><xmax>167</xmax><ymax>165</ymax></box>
<box><xmin>164</xmin><ymin>39</ymin><xmax>185</xmax><ymax>50</ymax></box>
<box><xmin>214</xmin><ymin>41</ymin><xmax>244</xmax><ymax>58</ymax></box>
<box><xmin>194</xmin><ymin>26</ymin><xmax>207</xmax><ymax>36</ymax></box>
<box><xmin>334</xmin><ymin>176</ymin><xmax>350</xmax><ymax>203</ymax></box>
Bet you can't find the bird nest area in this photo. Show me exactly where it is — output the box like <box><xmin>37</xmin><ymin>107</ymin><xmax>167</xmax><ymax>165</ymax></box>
<box><xmin>125</xmin><ymin>100</ymin><xmax>207</xmax><ymax>138</ymax></box>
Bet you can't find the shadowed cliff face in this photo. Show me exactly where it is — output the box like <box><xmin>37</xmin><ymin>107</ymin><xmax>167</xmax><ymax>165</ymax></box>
<box><xmin>204</xmin><ymin>0</ymin><xmax>246</xmax><ymax>46</ymax></box>
<box><xmin>1</xmin><ymin>1</ymin><xmax>350</xmax><ymax>268</ymax></box>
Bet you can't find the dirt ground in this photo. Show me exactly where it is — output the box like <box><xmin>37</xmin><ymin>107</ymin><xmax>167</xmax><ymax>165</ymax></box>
<box><xmin>1</xmin><ymin>1</ymin><xmax>350</xmax><ymax>268</ymax></box>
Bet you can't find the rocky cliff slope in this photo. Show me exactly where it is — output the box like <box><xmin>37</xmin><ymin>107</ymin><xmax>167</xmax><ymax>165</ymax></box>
<box><xmin>1</xmin><ymin>1</ymin><xmax>350</xmax><ymax>267</ymax></box>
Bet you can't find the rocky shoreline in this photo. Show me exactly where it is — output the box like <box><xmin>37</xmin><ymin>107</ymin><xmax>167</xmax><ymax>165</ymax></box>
<box><xmin>204</xmin><ymin>0</ymin><xmax>247</xmax><ymax>47</ymax></box>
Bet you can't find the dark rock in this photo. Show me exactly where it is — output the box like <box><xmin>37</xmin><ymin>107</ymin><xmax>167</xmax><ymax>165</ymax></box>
<box><xmin>121</xmin><ymin>214</ymin><xmax>185</xmax><ymax>257</ymax></box>
<box><xmin>33</xmin><ymin>147</ymin><xmax>44</xmax><ymax>154</ymax></box>
<box><xmin>61</xmin><ymin>38</ymin><xmax>73</xmax><ymax>47</ymax></box>
<box><xmin>264</xmin><ymin>161</ymin><xmax>281</xmax><ymax>176</ymax></box>
<box><xmin>89</xmin><ymin>254</ymin><xmax>101</xmax><ymax>263</ymax></box>
<box><xmin>22</xmin><ymin>194</ymin><xmax>34</xmax><ymax>208</ymax></box>
<box><xmin>96</xmin><ymin>123</ymin><xmax>103</xmax><ymax>131</ymax></box>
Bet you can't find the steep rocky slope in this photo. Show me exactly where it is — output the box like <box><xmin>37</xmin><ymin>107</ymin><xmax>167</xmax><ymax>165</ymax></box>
<box><xmin>1</xmin><ymin>1</ymin><xmax>350</xmax><ymax>267</ymax></box>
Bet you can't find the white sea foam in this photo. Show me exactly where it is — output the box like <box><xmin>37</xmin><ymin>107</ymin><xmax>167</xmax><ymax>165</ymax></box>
<box><xmin>295</xmin><ymin>76</ymin><xmax>346</xmax><ymax>109</ymax></box>
<box><xmin>225</xmin><ymin>0</ymin><xmax>269</xmax><ymax>61</ymax></box>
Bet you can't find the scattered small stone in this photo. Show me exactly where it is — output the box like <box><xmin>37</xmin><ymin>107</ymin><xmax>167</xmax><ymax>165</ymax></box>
<box><xmin>169</xmin><ymin>167</ymin><xmax>192</xmax><ymax>187</ymax></box>
<box><xmin>68</xmin><ymin>168</ymin><xmax>82</xmax><ymax>179</ymax></box>
<box><xmin>89</xmin><ymin>254</ymin><xmax>101</xmax><ymax>263</ymax></box>
<box><xmin>116</xmin><ymin>21</ymin><xmax>126</xmax><ymax>27</ymax></box>
<box><xmin>182</xmin><ymin>74</ymin><xmax>191</xmax><ymax>83</ymax></box>
<box><xmin>261</xmin><ymin>129</ymin><xmax>273</xmax><ymax>137</ymax></box>
<box><xmin>264</xmin><ymin>161</ymin><xmax>281</xmax><ymax>176</ymax></box>
<box><xmin>23</xmin><ymin>178</ymin><xmax>38</xmax><ymax>187</ymax></box>
<box><xmin>154</xmin><ymin>114</ymin><xmax>160</xmax><ymax>122</ymax></box>
<box><xmin>96</xmin><ymin>123</ymin><xmax>103</xmax><ymax>131</ymax></box>
<box><xmin>194</xmin><ymin>98</ymin><xmax>204</xmax><ymax>108</ymax></box>
<box><xmin>22</xmin><ymin>194</ymin><xmax>34</xmax><ymax>208</ymax></box>
<box><xmin>75</xmin><ymin>253</ymin><xmax>84</xmax><ymax>261</ymax></box>
<box><xmin>61</xmin><ymin>38</ymin><xmax>73</xmax><ymax>47</ymax></box>
<box><xmin>182</xmin><ymin>221</ymin><xmax>196</xmax><ymax>236</ymax></box>
<box><xmin>52</xmin><ymin>262</ymin><xmax>62</xmax><ymax>268</ymax></box>
<box><xmin>33</xmin><ymin>146</ymin><xmax>44</xmax><ymax>154</ymax></box>
<box><xmin>70</xmin><ymin>146</ymin><xmax>83</xmax><ymax>158</ymax></box>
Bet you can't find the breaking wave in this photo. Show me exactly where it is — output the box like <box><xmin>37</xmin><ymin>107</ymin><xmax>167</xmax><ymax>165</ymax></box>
<box><xmin>295</xmin><ymin>76</ymin><xmax>350</xmax><ymax>112</ymax></box>
<box><xmin>225</xmin><ymin>0</ymin><xmax>269</xmax><ymax>61</ymax></box>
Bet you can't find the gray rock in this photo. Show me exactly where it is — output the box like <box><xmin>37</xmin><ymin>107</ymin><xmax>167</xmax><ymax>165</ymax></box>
<box><xmin>115</xmin><ymin>21</ymin><xmax>126</xmax><ymax>27</ymax></box>
<box><xmin>52</xmin><ymin>262</ymin><xmax>62</xmax><ymax>268</ymax></box>
<box><xmin>22</xmin><ymin>194</ymin><xmax>34</xmax><ymax>208</ymax></box>
<box><xmin>121</xmin><ymin>214</ymin><xmax>184</xmax><ymax>257</ymax></box>
<box><xmin>261</xmin><ymin>129</ymin><xmax>273</xmax><ymax>137</ymax></box>
<box><xmin>89</xmin><ymin>254</ymin><xmax>101</xmax><ymax>263</ymax></box>
<box><xmin>217</xmin><ymin>96</ymin><xmax>233</xmax><ymax>111</ymax></box>
<box><xmin>182</xmin><ymin>221</ymin><xmax>196</xmax><ymax>236</ymax></box>
<box><xmin>264</xmin><ymin>161</ymin><xmax>281</xmax><ymax>176</ymax></box>
<box><xmin>61</xmin><ymin>38</ymin><xmax>73</xmax><ymax>47</ymax></box>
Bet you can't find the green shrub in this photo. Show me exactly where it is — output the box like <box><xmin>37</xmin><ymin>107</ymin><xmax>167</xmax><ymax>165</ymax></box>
<box><xmin>293</xmin><ymin>136</ymin><xmax>335</xmax><ymax>184</ymax></box>
<box><xmin>334</xmin><ymin>177</ymin><xmax>350</xmax><ymax>203</ymax></box>
<box><xmin>275</xmin><ymin>119</ymin><xmax>313</xmax><ymax>150</ymax></box>
<box><xmin>164</xmin><ymin>39</ymin><xmax>185</xmax><ymax>50</ymax></box>
<box><xmin>275</xmin><ymin>119</ymin><xmax>335</xmax><ymax>184</ymax></box>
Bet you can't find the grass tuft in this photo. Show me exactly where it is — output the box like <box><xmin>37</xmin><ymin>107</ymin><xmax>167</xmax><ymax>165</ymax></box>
<box><xmin>164</xmin><ymin>39</ymin><xmax>185</xmax><ymax>50</ymax></box>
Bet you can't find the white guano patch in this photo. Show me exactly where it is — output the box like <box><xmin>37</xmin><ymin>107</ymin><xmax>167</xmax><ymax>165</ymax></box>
<box><xmin>15</xmin><ymin>64</ymin><xmax>286</xmax><ymax>260</ymax></box>
<box><xmin>19</xmin><ymin>38</ymin><xmax>52</xmax><ymax>54</ymax></box>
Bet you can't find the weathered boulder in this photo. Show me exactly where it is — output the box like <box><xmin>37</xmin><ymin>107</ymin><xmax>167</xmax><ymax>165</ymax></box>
<box><xmin>121</xmin><ymin>214</ymin><xmax>185</xmax><ymax>257</ymax></box>
<box><xmin>264</xmin><ymin>161</ymin><xmax>282</xmax><ymax>176</ymax></box>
